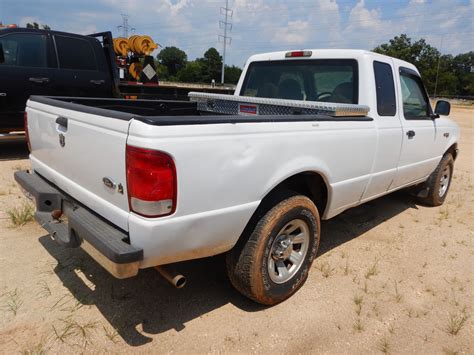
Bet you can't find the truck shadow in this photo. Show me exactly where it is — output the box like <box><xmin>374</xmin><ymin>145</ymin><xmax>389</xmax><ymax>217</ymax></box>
<box><xmin>0</xmin><ymin>141</ymin><xmax>29</xmax><ymax>160</ymax></box>
<box><xmin>38</xmin><ymin>190</ymin><xmax>417</xmax><ymax>346</ymax></box>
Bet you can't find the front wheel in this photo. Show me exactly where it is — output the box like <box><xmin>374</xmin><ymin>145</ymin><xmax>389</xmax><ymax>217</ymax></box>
<box><xmin>418</xmin><ymin>153</ymin><xmax>454</xmax><ymax>206</ymax></box>
<box><xmin>226</xmin><ymin>193</ymin><xmax>320</xmax><ymax>305</ymax></box>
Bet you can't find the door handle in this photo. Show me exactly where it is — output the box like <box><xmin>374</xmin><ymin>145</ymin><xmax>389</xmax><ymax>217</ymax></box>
<box><xmin>29</xmin><ymin>77</ymin><xmax>50</xmax><ymax>84</ymax></box>
<box><xmin>406</xmin><ymin>130</ymin><xmax>416</xmax><ymax>139</ymax></box>
<box><xmin>90</xmin><ymin>79</ymin><xmax>105</xmax><ymax>85</ymax></box>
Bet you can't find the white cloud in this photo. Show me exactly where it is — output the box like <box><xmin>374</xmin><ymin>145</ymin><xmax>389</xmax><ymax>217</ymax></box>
<box><xmin>272</xmin><ymin>20</ymin><xmax>310</xmax><ymax>45</ymax></box>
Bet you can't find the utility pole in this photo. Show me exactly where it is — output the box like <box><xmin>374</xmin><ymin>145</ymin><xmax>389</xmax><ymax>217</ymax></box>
<box><xmin>117</xmin><ymin>14</ymin><xmax>135</xmax><ymax>38</ymax></box>
<box><xmin>434</xmin><ymin>34</ymin><xmax>444</xmax><ymax>98</ymax></box>
<box><xmin>219</xmin><ymin>0</ymin><xmax>232</xmax><ymax>84</ymax></box>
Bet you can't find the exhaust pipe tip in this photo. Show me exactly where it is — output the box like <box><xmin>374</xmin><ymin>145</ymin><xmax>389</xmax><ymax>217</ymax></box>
<box><xmin>155</xmin><ymin>266</ymin><xmax>186</xmax><ymax>289</ymax></box>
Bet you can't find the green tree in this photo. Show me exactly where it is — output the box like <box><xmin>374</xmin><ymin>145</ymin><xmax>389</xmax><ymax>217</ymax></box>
<box><xmin>452</xmin><ymin>52</ymin><xmax>474</xmax><ymax>97</ymax></box>
<box><xmin>26</xmin><ymin>22</ymin><xmax>50</xmax><ymax>30</ymax></box>
<box><xmin>198</xmin><ymin>47</ymin><xmax>222</xmax><ymax>83</ymax></box>
<box><xmin>157</xmin><ymin>46</ymin><xmax>187</xmax><ymax>76</ymax></box>
<box><xmin>177</xmin><ymin>61</ymin><xmax>205</xmax><ymax>83</ymax></box>
<box><xmin>224</xmin><ymin>65</ymin><xmax>242</xmax><ymax>84</ymax></box>
<box><xmin>374</xmin><ymin>34</ymin><xmax>440</xmax><ymax>94</ymax></box>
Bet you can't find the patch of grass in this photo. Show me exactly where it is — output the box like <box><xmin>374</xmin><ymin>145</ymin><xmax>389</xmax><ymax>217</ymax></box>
<box><xmin>2</xmin><ymin>288</ymin><xmax>23</xmax><ymax>316</ymax></box>
<box><xmin>103</xmin><ymin>324</ymin><xmax>120</xmax><ymax>343</ymax></box>
<box><xmin>20</xmin><ymin>335</ymin><xmax>50</xmax><ymax>355</ymax></box>
<box><xmin>442</xmin><ymin>347</ymin><xmax>460</xmax><ymax>355</ymax></box>
<box><xmin>53</xmin><ymin>317</ymin><xmax>98</xmax><ymax>347</ymax></box>
<box><xmin>317</xmin><ymin>261</ymin><xmax>336</xmax><ymax>278</ymax></box>
<box><xmin>36</xmin><ymin>281</ymin><xmax>52</xmax><ymax>299</ymax></box>
<box><xmin>362</xmin><ymin>280</ymin><xmax>369</xmax><ymax>294</ymax></box>
<box><xmin>446</xmin><ymin>310</ymin><xmax>469</xmax><ymax>335</ymax></box>
<box><xmin>353</xmin><ymin>294</ymin><xmax>363</xmax><ymax>316</ymax></box>
<box><xmin>365</xmin><ymin>258</ymin><xmax>380</xmax><ymax>279</ymax></box>
<box><xmin>353</xmin><ymin>318</ymin><xmax>364</xmax><ymax>332</ymax></box>
<box><xmin>7</xmin><ymin>203</ymin><xmax>34</xmax><ymax>226</ymax></box>
<box><xmin>378</xmin><ymin>337</ymin><xmax>390</xmax><ymax>354</ymax></box>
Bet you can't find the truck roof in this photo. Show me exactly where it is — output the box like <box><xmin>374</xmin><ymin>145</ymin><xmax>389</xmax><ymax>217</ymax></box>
<box><xmin>246</xmin><ymin>49</ymin><xmax>419</xmax><ymax>75</ymax></box>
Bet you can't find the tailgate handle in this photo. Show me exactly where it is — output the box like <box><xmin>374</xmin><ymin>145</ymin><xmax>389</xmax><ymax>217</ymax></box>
<box><xmin>56</xmin><ymin>117</ymin><xmax>68</xmax><ymax>130</ymax></box>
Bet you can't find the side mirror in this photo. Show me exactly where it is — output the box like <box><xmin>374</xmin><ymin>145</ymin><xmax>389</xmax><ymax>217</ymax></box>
<box><xmin>0</xmin><ymin>43</ymin><xmax>4</xmax><ymax>64</ymax></box>
<box><xmin>434</xmin><ymin>100</ymin><xmax>450</xmax><ymax>116</ymax></box>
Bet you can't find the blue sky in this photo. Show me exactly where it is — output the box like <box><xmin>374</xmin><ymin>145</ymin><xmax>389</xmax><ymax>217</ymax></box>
<box><xmin>1</xmin><ymin>0</ymin><xmax>472</xmax><ymax>67</ymax></box>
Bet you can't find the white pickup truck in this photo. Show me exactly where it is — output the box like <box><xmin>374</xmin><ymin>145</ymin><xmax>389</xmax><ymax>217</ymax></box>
<box><xmin>15</xmin><ymin>49</ymin><xmax>459</xmax><ymax>305</ymax></box>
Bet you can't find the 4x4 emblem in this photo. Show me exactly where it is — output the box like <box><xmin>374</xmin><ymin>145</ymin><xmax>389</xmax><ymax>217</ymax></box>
<box><xmin>59</xmin><ymin>133</ymin><xmax>65</xmax><ymax>147</ymax></box>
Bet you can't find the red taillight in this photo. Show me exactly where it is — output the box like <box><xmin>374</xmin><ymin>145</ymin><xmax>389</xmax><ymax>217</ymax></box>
<box><xmin>285</xmin><ymin>50</ymin><xmax>312</xmax><ymax>58</ymax></box>
<box><xmin>24</xmin><ymin>112</ymin><xmax>31</xmax><ymax>152</ymax></box>
<box><xmin>126</xmin><ymin>145</ymin><xmax>177</xmax><ymax>217</ymax></box>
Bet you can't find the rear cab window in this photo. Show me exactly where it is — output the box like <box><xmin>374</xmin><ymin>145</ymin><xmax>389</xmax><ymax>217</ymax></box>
<box><xmin>373</xmin><ymin>61</ymin><xmax>396</xmax><ymax>116</ymax></box>
<box><xmin>55</xmin><ymin>35</ymin><xmax>98</xmax><ymax>71</ymax></box>
<box><xmin>240</xmin><ymin>59</ymin><xmax>358</xmax><ymax>104</ymax></box>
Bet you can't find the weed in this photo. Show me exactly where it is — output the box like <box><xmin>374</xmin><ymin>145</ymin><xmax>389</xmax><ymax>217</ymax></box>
<box><xmin>7</xmin><ymin>203</ymin><xmax>34</xmax><ymax>226</ymax></box>
<box><xmin>2</xmin><ymin>288</ymin><xmax>23</xmax><ymax>316</ymax></box>
<box><xmin>20</xmin><ymin>334</ymin><xmax>50</xmax><ymax>355</ymax></box>
<box><xmin>353</xmin><ymin>318</ymin><xmax>364</xmax><ymax>332</ymax></box>
<box><xmin>422</xmin><ymin>261</ymin><xmax>428</xmax><ymax>268</ymax></box>
<box><xmin>441</xmin><ymin>240</ymin><xmax>447</xmax><ymax>247</ymax></box>
<box><xmin>362</xmin><ymin>280</ymin><xmax>369</xmax><ymax>294</ymax></box>
<box><xmin>36</xmin><ymin>281</ymin><xmax>52</xmax><ymax>299</ymax></box>
<box><xmin>378</xmin><ymin>337</ymin><xmax>390</xmax><ymax>354</ymax></box>
<box><xmin>102</xmin><ymin>325</ymin><xmax>119</xmax><ymax>343</ymax></box>
<box><xmin>318</xmin><ymin>261</ymin><xmax>336</xmax><ymax>278</ymax></box>
<box><xmin>442</xmin><ymin>348</ymin><xmax>460</xmax><ymax>355</ymax></box>
<box><xmin>388</xmin><ymin>323</ymin><xmax>395</xmax><ymax>334</ymax></box>
<box><xmin>344</xmin><ymin>258</ymin><xmax>350</xmax><ymax>276</ymax></box>
<box><xmin>424</xmin><ymin>286</ymin><xmax>436</xmax><ymax>296</ymax></box>
<box><xmin>53</xmin><ymin>317</ymin><xmax>98</xmax><ymax>347</ymax></box>
<box><xmin>446</xmin><ymin>310</ymin><xmax>469</xmax><ymax>335</ymax></box>
<box><xmin>364</xmin><ymin>258</ymin><xmax>379</xmax><ymax>279</ymax></box>
<box><xmin>393</xmin><ymin>280</ymin><xmax>403</xmax><ymax>303</ymax></box>
<box><xmin>340</xmin><ymin>251</ymin><xmax>347</xmax><ymax>259</ymax></box>
<box><xmin>353</xmin><ymin>294</ymin><xmax>363</xmax><ymax>316</ymax></box>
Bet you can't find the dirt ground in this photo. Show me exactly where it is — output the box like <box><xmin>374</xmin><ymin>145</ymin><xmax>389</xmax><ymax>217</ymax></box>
<box><xmin>0</xmin><ymin>106</ymin><xmax>472</xmax><ymax>354</ymax></box>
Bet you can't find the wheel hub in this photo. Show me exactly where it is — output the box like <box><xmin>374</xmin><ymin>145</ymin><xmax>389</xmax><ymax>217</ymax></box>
<box><xmin>267</xmin><ymin>219</ymin><xmax>311</xmax><ymax>284</ymax></box>
<box><xmin>271</xmin><ymin>235</ymin><xmax>292</xmax><ymax>260</ymax></box>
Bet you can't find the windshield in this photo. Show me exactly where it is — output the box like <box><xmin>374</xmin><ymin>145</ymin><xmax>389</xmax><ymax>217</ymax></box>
<box><xmin>240</xmin><ymin>59</ymin><xmax>358</xmax><ymax>104</ymax></box>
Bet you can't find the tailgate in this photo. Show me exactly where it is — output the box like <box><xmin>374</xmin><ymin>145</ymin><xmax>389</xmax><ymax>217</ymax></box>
<box><xmin>26</xmin><ymin>98</ymin><xmax>131</xmax><ymax>231</ymax></box>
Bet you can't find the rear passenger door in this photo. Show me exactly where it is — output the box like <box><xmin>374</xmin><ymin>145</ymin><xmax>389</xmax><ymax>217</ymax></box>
<box><xmin>0</xmin><ymin>32</ymin><xmax>55</xmax><ymax>131</ymax></box>
<box><xmin>52</xmin><ymin>34</ymin><xmax>110</xmax><ymax>97</ymax></box>
<box><xmin>393</xmin><ymin>67</ymin><xmax>439</xmax><ymax>187</ymax></box>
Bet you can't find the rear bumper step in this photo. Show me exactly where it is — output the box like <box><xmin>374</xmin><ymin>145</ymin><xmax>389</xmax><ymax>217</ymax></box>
<box><xmin>14</xmin><ymin>170</ymin><xmax>143</xmax><ymax>279</ymax></box>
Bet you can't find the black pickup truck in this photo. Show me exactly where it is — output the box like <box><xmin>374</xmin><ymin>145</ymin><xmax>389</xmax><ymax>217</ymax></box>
<box><xmin>0</xmin><ymin>28</ymin><xmax>233</xmax><ymax>138</ymax></box>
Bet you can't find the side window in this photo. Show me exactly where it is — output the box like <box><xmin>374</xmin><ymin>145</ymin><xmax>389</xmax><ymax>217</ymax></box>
<box><xmin>0</xmin><ymin>33</ymin><xmax>47</xmax><ymax>68</ymax></box>
<box><xmin>400</xmin><ymin>71</ymin><xmax>430</xmax><ymax>119</ymax></box>
<box><xmin>55</xmin><ymin>35</ymin><xmax>98</xmax><ymax>71</ymax></box>
<box><xmin>373</xmin><ymin>61</ymin><xmax>396</xmax><ymax>116</ymax></box>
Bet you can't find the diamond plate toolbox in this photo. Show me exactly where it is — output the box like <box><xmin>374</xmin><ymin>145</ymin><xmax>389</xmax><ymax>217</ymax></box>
<box><xmin>188</xmin><ymin>92</ymin><xmax>370</xmax><ymax>117</ymax></box>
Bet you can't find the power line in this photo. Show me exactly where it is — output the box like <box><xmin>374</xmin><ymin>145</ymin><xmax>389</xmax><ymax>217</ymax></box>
<box><xmin>219</xmin><ymin>0</ymin><xmax>232</xmax><ymax>84</ymax></box>
<box><xmin>117</xmin><ymin>14</ymin><xmax>135</xmax><ymax>38</ymax></box>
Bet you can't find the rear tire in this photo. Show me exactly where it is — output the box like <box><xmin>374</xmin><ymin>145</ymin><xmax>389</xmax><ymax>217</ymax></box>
<box><xmin>418</xmin><ymin>153</ymin><xmax>454</xmax><ymax>206</ymax></box>
<box><xmin>226</xmin><ymin>193</ymin><xmax>320</xmax><ymax>305</ymax></box>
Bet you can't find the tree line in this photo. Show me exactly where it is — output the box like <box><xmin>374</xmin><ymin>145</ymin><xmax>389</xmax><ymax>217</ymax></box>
<box><xmin>155</xmin><ymin>46</ymin><xmax>242</xmax><ymax>85</ymax></box>
<box><xmin>373</xmin><ymin>34</ymin><xmax>473</xmax><ymax>98</ymax></box>
<box><xmin>156</xmin><ymin>34</ymin><xmax>473</xmax><ymax>97</ymax></box>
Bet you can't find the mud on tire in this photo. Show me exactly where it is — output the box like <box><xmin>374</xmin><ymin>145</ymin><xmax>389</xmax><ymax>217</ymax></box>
<box><xmin>226</xmin><ymin>193</ymin><xmax>320</xmax><ymax>305</ymax></box>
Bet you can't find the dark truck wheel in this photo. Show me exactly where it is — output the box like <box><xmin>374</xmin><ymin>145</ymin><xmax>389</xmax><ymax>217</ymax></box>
<box><xmin>226</xmin><ymin>193</ymin><xmax>320</xmax><ymax>305</ymax></box>
<box><xmin>418</xmin><ymin>153</ymin><xmax>454</xmax><ymax>206</ymax></box>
